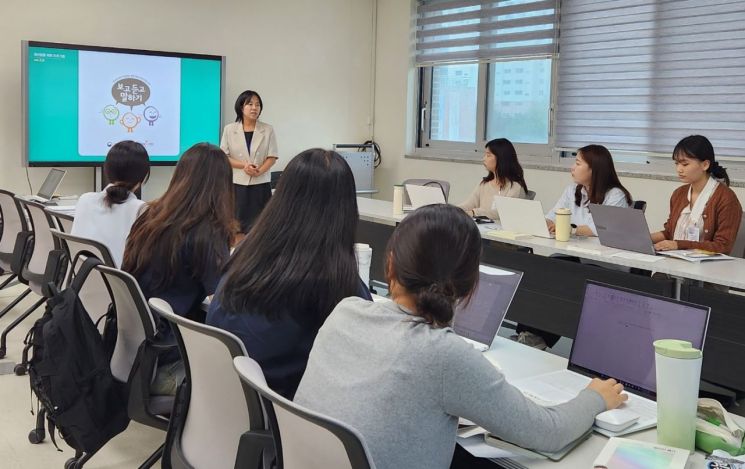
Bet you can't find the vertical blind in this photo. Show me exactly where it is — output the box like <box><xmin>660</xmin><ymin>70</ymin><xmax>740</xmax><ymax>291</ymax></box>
<box><xmin>554</xmin><ymin>0</ymin><xmax>745</xmax><ymax>158</ymax></box>
<box><xmin>415</xmin><ymin>0</ymin><xmax>559</xmax><ymax>66</ymax></box>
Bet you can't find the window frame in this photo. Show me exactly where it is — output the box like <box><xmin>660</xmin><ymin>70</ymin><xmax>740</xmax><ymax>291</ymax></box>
<box><xmin>416</xmin><ymin>56</ymin><xmax>558</xmax><ymax>161</ymax></box>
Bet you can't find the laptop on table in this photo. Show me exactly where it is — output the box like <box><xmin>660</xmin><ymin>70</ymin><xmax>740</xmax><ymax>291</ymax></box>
<box><xmin>512</xmin><ymin>280</ymin><xmax>710</xmax><ymax>437</ymax></box>
<box><xmin>492</xmin><ymin>197</ymin><xmax>553</xmax><ymax>238</ymax></box>
<box><xmin>452</xmin><ymin>264</ymin><xmax>523</xmax><ymax>352</ymax></box>
<box><xmin>403</xmin><ymin>184</ymin><xmax>446</xmax><ymax>211</ymax></box>
<box><xmin>590</xmin><ymin>204</ymin><xmax>656</xmax><ymax>255</ymax></box>
<box><xmin>27</xmin><ymin>168</ymin><xmax>66</xmax><ymax>204</ymax></box>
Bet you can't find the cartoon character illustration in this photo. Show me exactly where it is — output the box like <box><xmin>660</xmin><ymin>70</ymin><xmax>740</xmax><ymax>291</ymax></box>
<box><xmin>120</xmin><ymin>112</ymin><xmax>141</xmax><ymax>133</ymax></box>
<box><xmin>102</xmin><ymin>105</ymin><xmax>119</xmax><ymax>125</ymax></box>
<box><xmin>143</xmin><ymin>106</ymin><xmax>160</xmax><ymax>126</ymax></box>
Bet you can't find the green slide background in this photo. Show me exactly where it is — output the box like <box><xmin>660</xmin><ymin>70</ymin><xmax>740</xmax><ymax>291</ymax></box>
<box><xmin>27</xmin><ymin>46</ymin><xmax>221</xmax><ymax>164</ymax></box>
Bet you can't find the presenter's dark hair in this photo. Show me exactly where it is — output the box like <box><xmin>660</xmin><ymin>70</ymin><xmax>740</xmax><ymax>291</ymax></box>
<box><xmin>218</xmin><ymin>148</ymin><xmax>360</xmax><ymax>326</ymax></box>
<box><xmin>123</xmin><ymin>143</ymin><xmax>235</xmax><ymax>291</ymax></box>
<box><xmin>574</xmin><ymin>144</ymin><xmax>632</xmax><ymax>207</ymax></box>
<box><xmin>234</xmin><ymin>90</ymin><xmax>263</xmax><ymax>122</ymax></box>
<box><xmin>103</xmin><ymin>140</ymin><xmax>150</xmax><ymax>207</ymax></box>
<box><xmin>673</xmin><ymin>135</ymin><xmax>730</xmax><ymax>186</ymax></box>
<box><xmin>385</xmin><ymin>204</ymin><xmax>482</xmax><ymax>328</ymax></box>
<box><xmin>482</xmin><ymin>138</ymin><xmax>528</xmax><ymax>194</ymax></box>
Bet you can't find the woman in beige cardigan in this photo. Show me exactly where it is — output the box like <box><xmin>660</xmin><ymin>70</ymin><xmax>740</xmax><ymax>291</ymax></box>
<box><xmin>220</xmin><ymin>90</ymin><xmax>278</xmax><ymax>232</ymax></box>
<box><xmin>459</xmin><ymin>138</ymin><xmax>528</xmax><ymax>221</ymax></box>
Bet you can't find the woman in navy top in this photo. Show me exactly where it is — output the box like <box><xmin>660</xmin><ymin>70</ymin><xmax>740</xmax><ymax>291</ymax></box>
<box><xmin>207</xmin><ymin>148</ymin><xmax>371</xmax><ymax>399</ymax></box>
<box><xmin>123</xmin><ymin>143</ymin><xmax>236</xmax><ymax>394</ymax></box>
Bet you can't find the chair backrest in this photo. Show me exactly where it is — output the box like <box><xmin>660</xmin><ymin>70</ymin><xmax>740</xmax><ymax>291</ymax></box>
<box><xmin>16</xmin><ymin>197</ymin><xmax>62</xmax><ymax>295</ymax></box>
<box><xmin>731</xmin><ymin>211</ymin><xmax>745</xmax><ymax>258</ymax></box>
<box><xmin>45</xmin><ymin>208</ymin><xmax>74</xmax><ymax>233</ymax></box>
<box><xmin>234</xmin><ymin>356</ymin><xmax>376</xmax><ymax>469</ymax></box>
<box><xmin>96</xmin><ymin>266</ymin><xmax>157</xmax><ymax>382</ymax></box>
<box><xmin>526</xmin><ymin>190</ymin><xmax>537</xmax><ymax>201</ymax></box>
<box><xmin>401</xmin><ymin>179</ymin><xmax>450</xmax><ymax>202</ymax></box>
<box><xmin>0</xmin><ymin>189</ymin><xmax>28</xmax><ymax>266</ymax></box>
<box><xmin>633</xmin><ymin>200</ymin><xmax>647</xmax><ymax>212</ymax></box>
<box><xmin>148</xmin><ymin>298</ymin><xmax>263</xmax><ymax>469</ymax></box>
<box><xmin>51</xmin><ymin>228</ymin><xmax>116</xmax><ymax>323</ymax></box>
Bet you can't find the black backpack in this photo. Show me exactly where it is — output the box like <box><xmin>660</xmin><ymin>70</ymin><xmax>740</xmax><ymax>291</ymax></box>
<box><xmin>23</xmin><ymin>257</ymin><xmax>129</xmax><ymax>454</ymax></box>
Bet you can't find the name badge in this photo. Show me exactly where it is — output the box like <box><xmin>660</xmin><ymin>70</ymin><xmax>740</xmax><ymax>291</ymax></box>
<box><xmin>686</xmin><ymin>224</ymin><xmax>700</xmax><ymax>242</ymax></box>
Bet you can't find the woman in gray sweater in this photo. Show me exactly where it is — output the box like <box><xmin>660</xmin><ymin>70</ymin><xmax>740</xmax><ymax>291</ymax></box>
<box><xmin>294</xmin><ymin>204</ymin><xmax>627</xmax><ymax>469</ymax></box>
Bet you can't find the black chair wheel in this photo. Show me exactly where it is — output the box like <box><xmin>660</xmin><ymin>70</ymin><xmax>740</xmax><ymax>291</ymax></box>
<box><xmin>64</xmin><ymin>458</ymin><xmax>78</xmax><ymax>469</ymax></box>
<box><xmin>0</xmin><ymin>347</ymin><xmax>6</xmax><ymax>359</ymax></box>
<box><xmin>28</xmin><ymin>428</ymin><xmax>45</xmax><ymax>444</ymax></box>
<box><xmin>14</xmin><ymin>364</ymin><xmax>27</xmax><ymax>376</ymax></box>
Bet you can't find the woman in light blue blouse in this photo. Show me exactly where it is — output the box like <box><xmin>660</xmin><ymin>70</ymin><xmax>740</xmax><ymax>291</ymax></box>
<box><xmin>546</xmin><ymin>144</ymin><xmax>632</xmax><ymax>236</ymax></box>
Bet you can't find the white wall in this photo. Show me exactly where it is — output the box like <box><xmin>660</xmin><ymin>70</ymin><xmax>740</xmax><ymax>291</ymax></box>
<box><xmin>371</xmin><ymin>0</ymin><xmax>745</xmax><ymax>230</ymax></box>
<box><xmin>1</xmin><ymin>0</ymin><xmax>374</xmax><ymax>200</ymax></box>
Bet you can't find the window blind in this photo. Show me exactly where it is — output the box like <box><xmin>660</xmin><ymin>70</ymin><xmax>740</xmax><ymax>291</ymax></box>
<box><xmin>554</xmin><ymin>0</ymin><xmax>745</xmax><ymax>158</ymax></box>
<box><xmin>415</xmin><ymin>0</ymin><xmax>559</xmax><ymax>66</ymax></box>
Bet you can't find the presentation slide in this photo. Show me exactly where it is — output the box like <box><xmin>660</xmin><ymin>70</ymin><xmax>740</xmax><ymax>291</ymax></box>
<box><xmin>25</xmin><ymin>42</ymin><xmax>222</xmax><ymax>165</ymax></box>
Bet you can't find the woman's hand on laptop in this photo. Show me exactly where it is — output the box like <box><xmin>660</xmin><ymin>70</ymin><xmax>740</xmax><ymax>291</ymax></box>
<box><xmin>654</xmin><ymin>240</ymin><xmax>678</xmax><ymax>251</ymax></box>
<box><xmin>587</xmin><ymin>378</ymin><xmax>628</xmax><ymax>410</ymax></box>
<box><xmin>546</xmin><ymin>219</ymin><xmax>555</xmax><ymax>234</ymax></box>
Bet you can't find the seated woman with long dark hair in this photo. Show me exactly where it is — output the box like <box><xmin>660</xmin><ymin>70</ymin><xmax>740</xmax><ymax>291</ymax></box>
<box><xmin>123</xmin><ymin>142</ymin><xmax>236</xmax><ymax>394</ymax></box>
<box><xmin>207</xmin><ymin>148</ymin><xmax>372</xmax><ymax>399</ymax></box>
<box><xmin>459</xmin><ymin>138</ymin><xmax>528</xmax><ymax>221</ymax></box>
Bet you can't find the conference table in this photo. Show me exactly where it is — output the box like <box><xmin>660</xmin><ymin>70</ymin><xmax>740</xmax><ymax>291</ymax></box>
<box><xmin>355</xmin><ymin>197</ymin><xmax>745</xmax><ymax>398</ymax></box>
<box><xmin>356</xmin><ymin>197</ymin><xmax>745</xmax><ymax>292</ymax></box>
<box><xmin>483</xmin><ymin>336</ymin><xmax>745</xmax><ymax>468</ymax></box>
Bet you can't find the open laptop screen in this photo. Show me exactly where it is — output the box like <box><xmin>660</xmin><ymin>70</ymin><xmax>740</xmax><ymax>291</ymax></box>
<box><xmin>453</xmin><ymin>265</ymin><xmax>523</xmax><ymax>346</ymax></box>
<box><xmin>37</xmin><ymin>168</ymin><xmax>66</xmax><ymax>200</ymax></box>
<box><xmin>569</xmin><ymin>281</ymin><xmax>710</xmax><ymax>399</ymax></box>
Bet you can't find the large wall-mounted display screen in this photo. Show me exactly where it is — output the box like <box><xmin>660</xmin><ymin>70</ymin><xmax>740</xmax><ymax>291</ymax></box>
<box><xmin>23</xmin><ymin>41</ymin><xmax>223</xmax><ymax>166</ymax></box>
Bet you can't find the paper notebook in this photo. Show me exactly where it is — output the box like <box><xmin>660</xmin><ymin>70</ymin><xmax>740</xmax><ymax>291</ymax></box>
<box><xmin>658</xmin><ymin>249</ymin><xmax>733</xmax><ymax>263</ymax></box>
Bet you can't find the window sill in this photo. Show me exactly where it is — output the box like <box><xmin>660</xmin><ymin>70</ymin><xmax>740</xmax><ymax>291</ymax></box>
<box><xmin>405</xmin><ymin>153</ymin><xmax>745</xmax><ymax>188</ymax></box>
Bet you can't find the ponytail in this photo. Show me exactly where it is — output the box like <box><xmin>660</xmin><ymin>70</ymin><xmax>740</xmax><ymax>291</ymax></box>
<box><xmin>415</xmin><ymin>282</ymin><xmax>458</xmax><ymax>326</ymax></box>
<box><xmin>710</xmin><ymin>160</ymin><xmax>731</xmax><ymax>187</ymax></box>
<box><xmin>104</xmin><ymin>183</ymin><xmax>135</xmax><ymax>207</ymax></box>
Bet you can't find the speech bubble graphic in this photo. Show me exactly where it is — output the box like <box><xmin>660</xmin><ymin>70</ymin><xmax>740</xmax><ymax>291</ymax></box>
<box><xmin>112</xmin><ymin>77</ymin><xmax>151</xmax><ymax>109</ymax></box>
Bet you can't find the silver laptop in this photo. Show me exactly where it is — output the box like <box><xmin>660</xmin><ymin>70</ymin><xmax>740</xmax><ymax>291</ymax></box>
<box><xmin>28</xmin><ymin>168</ymin><xmax>66</xmax><ymax>203</ymax></box>
<box><xmin>513</xmin><ymin>281</ymin><xmax>710</xmax><ymax>437</ymax></box>
<box><xmin>403</xmin><ymin>184</ymin><xmax>446</xmax><ymax>211</ymax></box>
<box><xmin>590</xmin><ymin>204</ymin><xmax>656</xmax><ymax>255</ymax></box>
<box><xmin>492</xmin><ymin>196</ymin><xmax>553</xmax><ymax>238</ymax></box>
<box><xmin>453</xmin><ymin>264</ymin><xmax>523</xmax><ymax>352</ymax></box>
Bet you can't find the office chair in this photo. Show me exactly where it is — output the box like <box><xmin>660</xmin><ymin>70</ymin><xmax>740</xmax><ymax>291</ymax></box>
<box><xmin>0</xmin><ymin>198</ymin><xmax>67</xmax><ymax>360</ymax></box>
<box><xmin>148</xmin><ymin>298</ymin><xmax>271</xmax><ymax>469</ymax></box>
<box><xmin>632</xmin><ymin>200</ymin><xmax>647</xmax><ymax>212</ymax></box>
<box><xmin>234</xmin><ymin>356</ymin><xmax>377</xmax><ymax>469</ymax></box>
<box><xmin>731</xmin><ymin>211</ymin><xmax>745</xmax><ymax>258</ymax></box>
<box><xmin>0</xmin><ymin>189</ymin><xmax>28</xmax><ymax>291</ymax></box>
<box><xmin>526</xmin><ymin>190</ymin><xmax>537</xmax><ymax>201</ymax></box>
<box><xmin>50</xmin><ymin>266</ymin><xmax>176</xmax><ymax>469</ymax></box>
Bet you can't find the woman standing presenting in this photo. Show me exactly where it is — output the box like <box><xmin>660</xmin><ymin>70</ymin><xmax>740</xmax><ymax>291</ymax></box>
<box><xmin>221</xmin><ymin>90</ymin><xmax>278</xmax><ymax>232</ymax></box>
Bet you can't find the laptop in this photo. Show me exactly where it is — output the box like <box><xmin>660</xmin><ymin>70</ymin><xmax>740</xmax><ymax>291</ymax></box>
<box><xmin>512</xmin><ymin>281</ymin><xmax>710</xmax><ymax>437</ymax></box>
<box><xmin>492</xmin><ymin>197</ymin><xmax>553</xmax><ymax>238</ymax></box>
<box><xmin>590</xmin><ymin>204</ymin><xmax>656</xmax><ymax>255</ymax></box>
<box><xmin>452</xmin><ymin>264</ymin><xmax>523</xmax><ymax>352</ymax></box>
<box><xmin>403</xmin><ymin>184</ymin><xmax>446</xmax><ymax>211</ymax></box>
<box><xmin>27</xmin><ymin>168</ymin><xmax>66</xmax><ymax>204</ymax></box>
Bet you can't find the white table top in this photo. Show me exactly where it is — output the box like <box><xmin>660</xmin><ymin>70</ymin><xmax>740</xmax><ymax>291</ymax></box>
<box><xmin>356</xmin><ymin>197</ymin><xmax>745</xmax><ymax>290</ymax></box>
<box><xmin>485</xmin><ymin>337</ymin><xmax>741</xmax><ymax>468</ymax></box>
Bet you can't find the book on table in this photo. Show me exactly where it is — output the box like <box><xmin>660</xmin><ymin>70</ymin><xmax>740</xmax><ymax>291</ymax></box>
<box><xmin>657</xmin><ymin>249</ymin><xmax>733</xmax><ymax>262</ymax></box>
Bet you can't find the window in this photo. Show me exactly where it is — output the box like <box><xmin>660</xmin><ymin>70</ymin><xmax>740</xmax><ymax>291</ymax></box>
<box><xmin>416</xmin><ymin>0</ymin><xmax>558</xmax><ymax>154</ymax></box>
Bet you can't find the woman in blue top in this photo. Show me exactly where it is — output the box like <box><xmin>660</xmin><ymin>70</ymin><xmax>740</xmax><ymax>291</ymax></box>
<box><xmin>207</xmin><ymin>148</ymin><xmax>372</xmax><ymax>399</ymax></box>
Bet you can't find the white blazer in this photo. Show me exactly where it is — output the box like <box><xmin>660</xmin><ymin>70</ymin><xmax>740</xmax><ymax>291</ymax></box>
<box><xmin>220</xmin><ymin>120</ymin><xmax>279</xmax><ymax>186</ymax></box>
